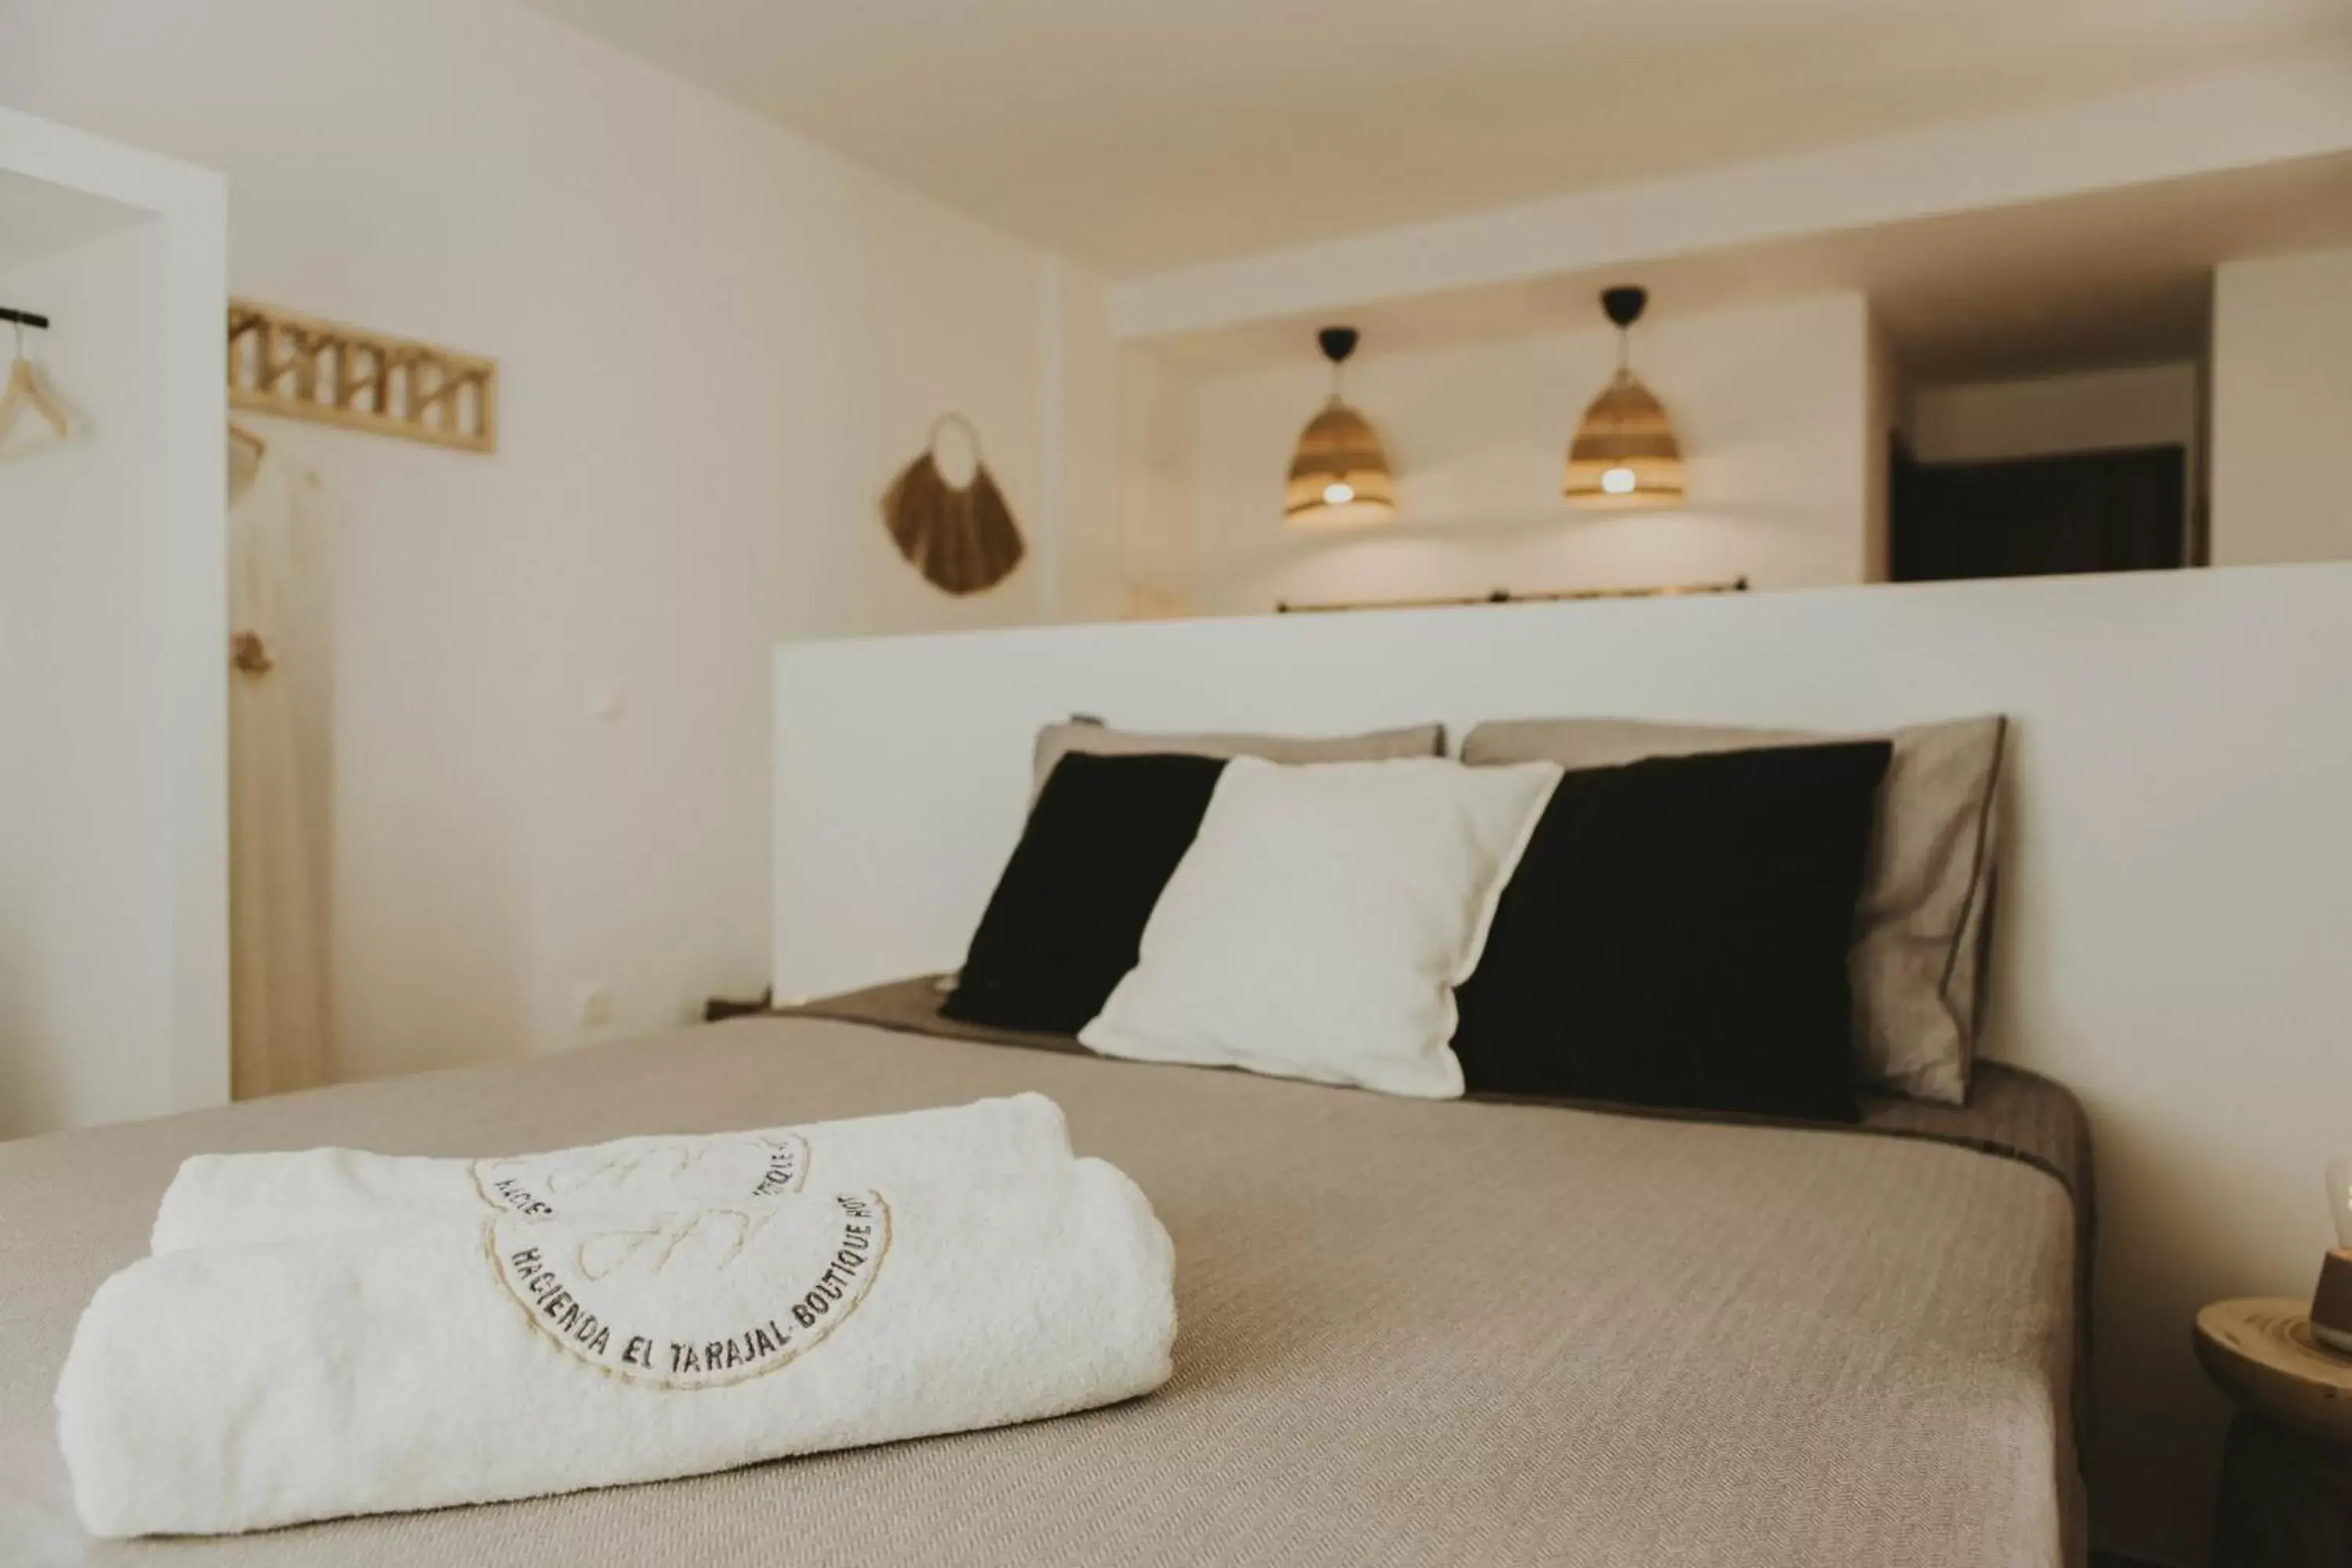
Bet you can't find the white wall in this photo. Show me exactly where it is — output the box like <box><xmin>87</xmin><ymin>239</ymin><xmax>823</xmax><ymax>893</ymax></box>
<box><xmin>775</xmin><ymin>560</ymin><xmax>2352</xmax><ymax>1566</ymax></box>
<box><xmin>0</xmin><ymin>108</ymin><xmax>227</xmax><ymax>1137</ymax></box>
<box><xmin>1160</xmin><ymin>293</ymin><xmax>1873</xmax><ymax>615</ymax></box>
<box><xmin>0</xmin><ymin>0</ymin><xmax>1116</xmax><ymax>1081</ymax></box>
<box><xmin>2212</xmin><ymin>245</ymin><xmax>2352</xmax><ymax>566</ymax></box>
<box><xmin>1112</xmin><ymin>347</ymin><xmax>1202</xmax><ymax>619</ymax></box>
<box><xmin>1049</xmin><ymin>263</ymin><xmax>1124</xmax><ymax>624</ymax></box>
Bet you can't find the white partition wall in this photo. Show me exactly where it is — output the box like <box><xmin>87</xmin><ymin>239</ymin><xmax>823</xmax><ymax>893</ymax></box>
<box><xmin>0</xmin><ymin>109</ymin><xmax>227</xmax><ymax>1136</ymax></box>
<box><xmin>2212</xmin><ymin>245</ymin><xmax>2352</xmax><ymax>568</ymax></box>
<box><xmin>776</xmin><ymin>562</ymin><xmax>2352</xmax><ymax>1562</ymax></box>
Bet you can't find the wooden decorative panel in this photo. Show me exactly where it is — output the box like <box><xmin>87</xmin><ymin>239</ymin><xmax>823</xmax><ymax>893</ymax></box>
<box><xmin>227</xmin><ymin>299</ymin><xmax>497</xmax><ymax>453</ymax></box>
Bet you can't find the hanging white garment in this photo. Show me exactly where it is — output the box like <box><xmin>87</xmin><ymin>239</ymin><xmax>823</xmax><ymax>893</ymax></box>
<box><xmin>227</xmin><ymin>438</ymin><xmax>332</xmax><ymax>1098</ymax></box>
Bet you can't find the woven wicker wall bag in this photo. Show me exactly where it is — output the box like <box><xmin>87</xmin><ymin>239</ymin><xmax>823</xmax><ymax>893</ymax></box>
<box><xmin>880</xmin><ymin>412</ymin><xmax>1025</xmax><ymax>596</ymax></box>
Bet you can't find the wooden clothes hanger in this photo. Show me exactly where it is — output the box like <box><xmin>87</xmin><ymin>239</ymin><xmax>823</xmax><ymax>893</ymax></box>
<box><xmin>227</xmin><ymin>418</ymin><xmax>269</xmax><ymax>506</ymax></box>
<box><xmin>0</xmin><ymin>317</ymin><xmax>70</xmax><ymax>444</ymax></box>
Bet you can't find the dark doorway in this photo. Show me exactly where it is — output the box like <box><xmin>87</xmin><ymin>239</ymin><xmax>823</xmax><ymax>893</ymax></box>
<box><xmin>1891</xmin><ymin>443</ymin><xmax>2187</xmax><ymax>583</ymax></box>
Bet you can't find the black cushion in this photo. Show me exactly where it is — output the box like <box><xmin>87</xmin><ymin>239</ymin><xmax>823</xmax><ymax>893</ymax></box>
<box><xmin>1453</xmin><ymin>741</ymin><xmax>1893</xmax><ymax>1122</ymax></box>
<box><xmin>942</xmin><ymin>751</ymin><xmax>1228</xmax><ymax>1034</ymax></box>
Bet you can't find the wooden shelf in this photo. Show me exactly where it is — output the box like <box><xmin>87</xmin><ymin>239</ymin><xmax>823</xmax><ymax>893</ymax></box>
<box><xmin>227</xmin><ymin>299</ymin><xmax>496</xmax><ymax>453</ymax></box>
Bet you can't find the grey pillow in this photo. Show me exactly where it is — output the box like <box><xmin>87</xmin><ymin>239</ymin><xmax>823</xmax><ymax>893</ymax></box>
<box><xmin>1032</xmin><ymin>719</ymin><xmax>1446</xmax><ymax>795</ymax></box>
<box><xmin>1461</xmin><ymin>715</ymin><xmax>2006</xmax><ymax>1105</ymax></box>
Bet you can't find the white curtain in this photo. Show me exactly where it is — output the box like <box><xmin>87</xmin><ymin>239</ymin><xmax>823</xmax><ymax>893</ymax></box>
<box><xmin>227</xmin><ymin>436</ymin><xmax>332</xmax><ymax>1098</ymax></box>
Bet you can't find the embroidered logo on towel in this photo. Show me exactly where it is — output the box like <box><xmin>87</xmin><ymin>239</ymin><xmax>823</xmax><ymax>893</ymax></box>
<box><xmin>473</xmin><ymin>1131</ymin><xmax>812</xmax><ymax>1220</ymax></box>
<box><xmin>489</xmin><ymin>1191</ymin><xmax>891</xmax><ymax>1390</ymax></box>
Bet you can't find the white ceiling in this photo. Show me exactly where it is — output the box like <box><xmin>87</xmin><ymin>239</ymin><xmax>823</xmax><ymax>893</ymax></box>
<box><xmin>1147</xmin><ymin>151</ymin><xmax>2352</xmax><ymax>384</ymax></box>
<box><xmin>528</xmin><ymin>0</ymin><xmax>2352</xmax><ymax>274</ymax></box>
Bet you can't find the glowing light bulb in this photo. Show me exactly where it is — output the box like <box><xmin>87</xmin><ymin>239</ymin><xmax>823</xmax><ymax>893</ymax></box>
<box><xmin>1323</xmin><ymin>481</ymin><xmax>1355</xmax><ymax>506</ymax></box>
<box><xmin>1601</xmin><ymin>466</ymin><xmax>1637</xmax><ymax>495</ymax></box>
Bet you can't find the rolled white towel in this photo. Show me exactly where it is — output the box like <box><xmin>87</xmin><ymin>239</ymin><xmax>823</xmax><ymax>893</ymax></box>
<box><xmin>60</xmin><ymin>1157</ymin><xmax>1177</xmax><ymax>1537</ymax></box>
<box><xmin>151</xmin><ymin>1092</ymin><xmax>1070</xmax><ymax>1253</ymax></box>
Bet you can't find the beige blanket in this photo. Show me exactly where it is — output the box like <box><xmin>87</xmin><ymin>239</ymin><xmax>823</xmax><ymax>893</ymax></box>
<box><xmin>0</xmin><ymin>1000</ymin><xmax>2082</xmax><ymax>1566</ymax></box>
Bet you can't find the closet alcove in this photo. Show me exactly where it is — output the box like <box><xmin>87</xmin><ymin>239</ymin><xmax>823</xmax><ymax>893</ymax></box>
<box><xmin>0</xmin><ymin>107</ymin><xmax>229</xmax><ymax>1137</ymax></box>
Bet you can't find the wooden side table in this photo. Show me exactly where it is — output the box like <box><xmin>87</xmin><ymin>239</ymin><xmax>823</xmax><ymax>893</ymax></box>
<box><xmin>2194</xmin><ymin>1298</ymin><xmax>2352</xmax><ymax>1567</ymax></box>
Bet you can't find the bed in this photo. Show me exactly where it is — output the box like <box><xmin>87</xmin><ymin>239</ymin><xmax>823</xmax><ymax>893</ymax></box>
<box><xmin>0</xmin><ymin>978</ymin><xmax>2085</xmax><ymax>1567</ymax></box>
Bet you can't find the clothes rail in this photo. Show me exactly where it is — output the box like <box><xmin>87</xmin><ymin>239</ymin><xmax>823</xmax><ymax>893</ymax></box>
<box><xmin>1276</xmin><ymin>577</ymin><xmax>1749</xmax><ymax>614</ymax></box>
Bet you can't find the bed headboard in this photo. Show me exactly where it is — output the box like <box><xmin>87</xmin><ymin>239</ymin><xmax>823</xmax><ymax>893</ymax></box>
<box><xmin>777</xmin><ymin>560</ymin><xmax>2352</xmax><ymax>1550</ymax></box>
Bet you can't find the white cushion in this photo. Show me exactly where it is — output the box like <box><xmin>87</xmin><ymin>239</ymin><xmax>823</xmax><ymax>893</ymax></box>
<box><xmin>1079</xmin><ymin>757</ymin><xmax>1561</xmax><ymax>1098</ymax></box>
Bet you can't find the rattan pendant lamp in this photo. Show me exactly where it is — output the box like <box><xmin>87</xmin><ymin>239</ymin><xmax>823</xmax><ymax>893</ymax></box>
<box><xmin>1565</xmin><ymin>286</ymin><xmax>1685</xmax><ymax>509</ymax></box>
<box><xmin>1284</xmin><ymin>326</ymin><xmax>1396</xmax><ymax>527</ymax></box>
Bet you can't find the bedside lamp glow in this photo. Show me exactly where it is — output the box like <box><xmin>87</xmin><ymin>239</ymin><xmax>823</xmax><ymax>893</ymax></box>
<box><xmin>2313</xmin><ymin>1155</ymin><xmax>2352</xmax><ymax>1353</ymax></box>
